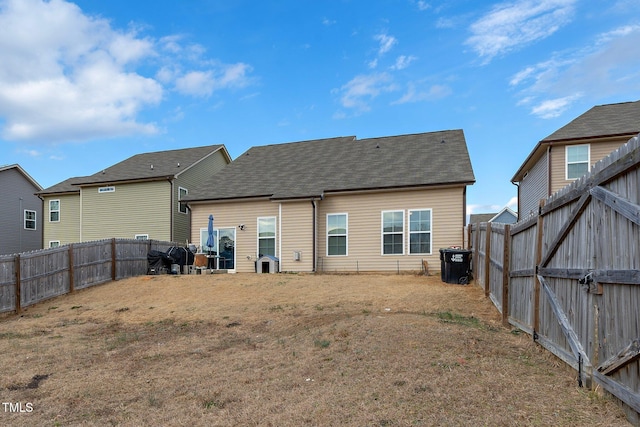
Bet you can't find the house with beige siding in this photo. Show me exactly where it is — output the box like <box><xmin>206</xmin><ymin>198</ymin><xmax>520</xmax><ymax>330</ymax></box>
<box><xmin>37</xmin><ymin>145</ymin><xmax>230</xmax><ymax>247</ymax></box>
<box><xmin>183</xmin><ymin>131</ymin><xmax>475</xmax><ymax>273</ymax></box>
<box><xmin>512</xmin><ymin>100</ymin><xmax>640</xmax><ymax>219</ymax></box>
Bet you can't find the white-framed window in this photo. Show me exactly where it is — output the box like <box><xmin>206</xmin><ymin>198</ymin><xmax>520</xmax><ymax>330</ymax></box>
<box><xmin>24</xmin><ymin>210</ymin><xmax>36</xmax><ymax>230</ymax></box>
<box><xmin>178</xmin><ymin>187</ymin><xmax>188</xmax><ymax>214</ymax></box>
<box><xmin>327</xmin><ymin>213</ymin><xmax>348</xmax><ymax>256</ymax></box>
<box><xmin>49</xmin><ymin>241</ymin><xmax>61</xmax><ymax>248</ymax></box>
<box><xmin>566</xmin><ymin>144</ymin><xmax>590</xmax><ymax>180</ymax></box>
<box><xmin>135</xmin><ymin>234</ymin><xmax>149</xmax><ymax>240</ymax></box>
<box><xmin>49</xmin><ymin>199</ymin><xmax>60</xmax><ymax>222</ymax></box>
<box><xmin>409</xmin><ymin>209</ymin><xmax>432</xmax><ymax>255</ymax></box>
<box><xmin>382</xmin><ymin>210</ymin><xmax>404</xmax><ymax>255</ymax></box>
<box><xmin>257</xmin><ymin>217</ymin><xmax>276</xmax><ymax>257</ymax></box>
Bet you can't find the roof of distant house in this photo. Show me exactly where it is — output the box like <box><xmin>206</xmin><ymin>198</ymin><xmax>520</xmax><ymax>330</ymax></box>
<box><xmin>512</xmin><ymin>100</ymin><xmax>640</xmax><ymax>183</ymax></box>
<box><xmin>470</xmin><ymin>207</ymin><xmax>517</xmax><ymax>224</ymax></box>
<box><xmin>38</xmin><ymin>145</ymin><xmax>229</xmax><ymax>194</ymax></box>
<box><xmin>469</xmin><ymin>213</ymin><xmax>496</xmax><ymax>223</ymax></box>
<box><xmin>0</xmin><ymin>164</ymin><xmax>43</xmax><ymax>190</ymax></box>
<box><xmin>543</xmin><ymin>100</ymin><xmax>640</xmax><ymax>142</ymax></box>
<box><xmin>185</xmin><ymin>130</ymin><xmax>475</xmax><ymax>202</ymax></box>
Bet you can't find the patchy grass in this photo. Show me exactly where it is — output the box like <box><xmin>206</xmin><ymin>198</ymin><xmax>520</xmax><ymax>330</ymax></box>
<box><xmin>0</xmin><ymin>273</ymin><xmax>628</xmax><ymax>426</ymax></box>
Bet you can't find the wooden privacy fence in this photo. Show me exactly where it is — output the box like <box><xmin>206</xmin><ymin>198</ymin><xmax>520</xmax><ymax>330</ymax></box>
<box><xmin>470</xmin><ymin>133</ymin><xmax>640</xmax><ymax>423</ymax></box>
<box><xmin>0</xmin><ymin>239</ymin><xmax>176</xmax><ymax>315</ymax></box>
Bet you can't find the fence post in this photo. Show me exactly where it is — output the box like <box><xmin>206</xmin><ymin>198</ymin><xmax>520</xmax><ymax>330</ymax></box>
<box><xmin>502</xmin><ymin>224</ymin><xmax>511</xmax><ymax>327</ymax></box>
<box><xmin>111</xmin><ymin>238</ymin><xmax>117</xmax><ymax>281</ymax></box>
<box><xmin>473</xmin><ymin>224</ymin><xmax>479</xmax><ymax>279</ymax></box>
<box><xmin>14</xmin><ymin>254</ymin><xmax>21</xmax><ymax>315</ymax></box>
<box><xmin>484</xmin><ymin>222</ymin><xmax>492</xmax><ymax>297</ymax></box>
<box><xmin>68</xmin><ymin>244</ymin><xmax>75</xmax><ymax>293</ymax></box>
<box><xmin>533</xmin><ymin>200</ymin><xmax>545</xmax><ymax>337</ymax></box>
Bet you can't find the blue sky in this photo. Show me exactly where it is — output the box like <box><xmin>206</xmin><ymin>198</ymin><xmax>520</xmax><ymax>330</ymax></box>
<box><xmin>2</xmin><ymin>0</ymin><xmax>640</xmax><ymax>215</ymax></box>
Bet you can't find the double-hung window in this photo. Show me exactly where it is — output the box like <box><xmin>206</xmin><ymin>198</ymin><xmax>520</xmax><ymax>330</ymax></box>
<box><xmin>409</xmin><ymin>209</ymin><xmax>431</xmax><ymax>254</ymax></box>
<box><xmin>178</xmin><ymin>187</ymin><xmax>188</xmax><ymax>214</ymax></box>
<box><xmin>24</xmin><ymin>210</ymin><xmax>36</xmax><ymax>230</ymax></box>
<box><xmin>49</xmin><ymin>200</ymin><xmax>60</xmax><ymax>222</ymax></box>
<box><xmin>566</xmin><ymin>145</ymin><xmax>589</xmax><ymax>180</ymax></box>
<box><xmin>258</xmin><ymin>217</ymin><xmax>276</xmax><ymax>257</ymax></box>
<box><xmin>382</xmin><ymin>211</ymin><xmax>404</xmax><ymax>255</ymax></box>
<box><xmin>327</xmin><ymin>213</ymin><xmax>347</xmax><ymax>256</ymax></box>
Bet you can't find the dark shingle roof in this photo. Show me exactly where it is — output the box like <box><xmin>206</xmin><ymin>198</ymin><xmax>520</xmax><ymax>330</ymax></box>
<box><xmin>73</xmin><ymin>144</ymin><xmax>226</xmax><ymax>185</ymax></box>
<box><xmin>512</xmin><ymin>100</ymin><xmax>640</xmax><ymax>182</ymax></box>
<box><xmin>542</xmin><ymin>100</ymin><xmax>640</xmax><ymax>142</ymax></box>
<box><xmin>36</xmin><ymin>177</ymin><xmax>82</xmax><ymax>195</ymax></box>
<box><xmin>469</xmin><ymin>213</ymin><xmax>496</xmax><ymax>223</ymax></box>
<box><xmin>186</xmin><ymin>130</ymin><xmax>475</xmax><ymax>201</ymax></box>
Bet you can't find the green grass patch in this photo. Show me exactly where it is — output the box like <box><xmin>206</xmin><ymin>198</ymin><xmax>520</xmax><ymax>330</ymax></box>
<box><xmin>435</xmin><ymin>311</ymin><xmax>483</xmax><ymax>329</ymax></box>
<box><xmin>314</xmin><ymin>339</ymin><xmax>331</xmax><ymax>349</ymax></box>
<box><xmin>0</xmin><ymin>331</ymin><xmax>29</xmax><ymax>339</ymax></box>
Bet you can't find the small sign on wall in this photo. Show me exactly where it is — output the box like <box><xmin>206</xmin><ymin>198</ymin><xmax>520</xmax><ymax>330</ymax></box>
<box><xmin>98</xmin><ymin>186</ymin><xmax>115</xmax><ymax>193</ymax></box>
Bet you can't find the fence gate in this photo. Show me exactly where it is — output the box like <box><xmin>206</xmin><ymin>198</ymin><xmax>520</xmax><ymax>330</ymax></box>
<box><xmin>533</xmin><ymin>138</ymin><xmax>640</xmax><ymax>420</ymax></box>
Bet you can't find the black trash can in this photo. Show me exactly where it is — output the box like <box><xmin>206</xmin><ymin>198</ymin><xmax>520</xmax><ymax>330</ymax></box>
<box><xmin>439</xmin><ymin>248</ymin><xmax>472</xmax><ymax>284</ymax></box>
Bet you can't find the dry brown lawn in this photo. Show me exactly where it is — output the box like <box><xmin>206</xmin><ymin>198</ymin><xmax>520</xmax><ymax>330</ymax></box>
<box><xmin>0</xmin><ymin>273</ymin><xmax>630</xmax><ymax>426</ymax></box>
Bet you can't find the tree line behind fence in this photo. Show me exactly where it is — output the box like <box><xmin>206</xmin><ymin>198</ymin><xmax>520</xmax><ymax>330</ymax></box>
<box><xmin>0</xmin><ymin>239</ymin><xmax>176</xmax><ymax>314</ymax></box>
<box><xmin>469</xmin><ymin>133</ymin><xmax>640</xmax><ymax>424</ymax></box>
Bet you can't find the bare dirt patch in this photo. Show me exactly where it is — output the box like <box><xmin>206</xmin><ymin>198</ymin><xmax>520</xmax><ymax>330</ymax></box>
<box><xmin>0</xmin><ymin>273</ymin><xmax>629</xmax><ymax>426</ymax></box>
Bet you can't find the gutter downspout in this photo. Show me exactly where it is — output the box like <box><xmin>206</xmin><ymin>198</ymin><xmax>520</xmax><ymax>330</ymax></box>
<box><xmin>79</xmin><ymin>189</ymin><xmax>83</xmax><ymax>242</ymax></box>
<box><xmin>169</xmin><ymin>179</ymin><xmax>174</xmax><ymax>242</ymax></box>
<box><xmin>278</xmin><ymin>203</ymin><xmax>282</xmax><ymax>272</ymax></box>
<box><xmin>37</xmin><ymin>194</ymin><xmax>44</xmax><ymax>249</ymax></box>
<box><xmin>511</xmin><ymin>181</ymin><xmax>520</xmax><ymax>220</ymax></box>
<box><xmin>311</xmin><ymin>199</ymin><xmax>317</xmax><ymax>272</ymax></box>
<box><xmin>546</xmin><ymin>145</ymin><xmax>552</xmax><ymax>198</ymax></box>
<box><xmin>311</xmin><ymin>194</ymin><xmax>323</xmax><ymax>272</ymax></box>
<box><xmin>184</xmin><ymin>202</ymin><xmax>192</xmax><ymax>247</ymax></box>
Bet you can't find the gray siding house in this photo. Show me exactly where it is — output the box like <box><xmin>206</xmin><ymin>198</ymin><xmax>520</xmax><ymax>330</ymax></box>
<box><xmin>0</xmin><ymin>164</ymin><xmax>43</xmax><ymax>255</ymax></box>
<box><xmin>512</xmin><ymin>100</ymin><xmax>640</xmax><ymax>219</ymax></box>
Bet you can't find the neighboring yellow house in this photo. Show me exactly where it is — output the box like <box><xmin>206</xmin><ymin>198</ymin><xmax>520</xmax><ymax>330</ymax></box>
<box><xmin>183</xmin><ymin>131</ymin><xmax>475</xmax><ymax>273</ymax></box>
<box><xmin>37</xmin><ymin>145</ymin><xmax>230</xmax><ymax>247</ymax></box>
<box><xmin>512</xmin><ymin>100</ymin><xmax>640</xmax><ymax>219</ymax></box>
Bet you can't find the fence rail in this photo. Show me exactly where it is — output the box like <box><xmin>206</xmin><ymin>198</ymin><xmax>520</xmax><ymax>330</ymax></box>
<box><xmin>469</xmin><ymin>133</ymin><xmax>640</xmax><ymax>424</ymax></box>
<box><xmin>0</xmin><ymin>239</ymin><xmax>176</xmax><ymax>314</ymax></box>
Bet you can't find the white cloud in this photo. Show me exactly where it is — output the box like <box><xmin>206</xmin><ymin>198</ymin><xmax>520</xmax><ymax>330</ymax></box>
<box><xmin>322</xmin><ymin>17</ymin><xmax>336</xmax><ymax>26</ymax></box>
<box><xmin>511</xmin><ymin>24</ymin><xmax>640</xmax><ymax>117</ymax></box>
<box><xmin>333</xmin><ymin>73</ymin><xmax>397</xmax><ymax>113</ymax></box>
<box><xmin>465</xmin><ymin>0</ymin><xmax>576</xmax><ymax>63</ymax></box>
<box><xmin>392</xmin><ymin>83</ymin><xmax>451</xmax><ymax>104</ymax></box>
<box><xmin>0</xmin><ymin>0</ymin><xmax>254</xmax><ymax>143</ymax></box>
<box><xmin>374</xmin><ymin>33</ymin><xmax>397</xmax><ymax>56</ymax></box>
<box><xmin>531</xmin><ymin>94</ymin><xmax>582</xmax><ymax>118</ymax></box>
<box><xmin>19</xmin><ymin>148</ymin><xmax>42</xmax><ymax>157</ymax></box>
<box><xmin>174</xmin><ymin>63</ymin><xmax>252</xmax><ymax>97</ymax></box>
<box><xmin>391</xmin><ymin>55</ymin><xmax>417</xmax><ymax>70</ymax></box>
<box><xmin>435</xmin><ymin>17</ymin><xmax>455</xmax><ymax>29</ymax></box>
<box><xmin>416</xmin><ymin>1</ymin><xmax>431</xmax><ymax>11</ymax></box>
